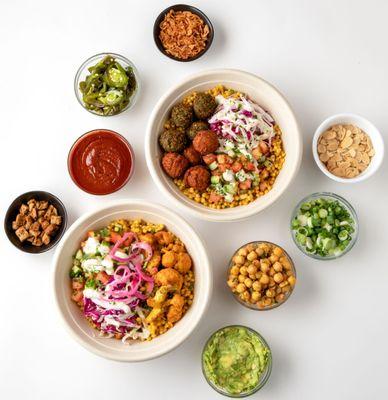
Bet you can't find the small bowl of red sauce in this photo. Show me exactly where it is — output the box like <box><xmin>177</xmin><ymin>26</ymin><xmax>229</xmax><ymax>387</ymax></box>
<box><xmin>68</xmin><ymin>129</ymin><xmax>134</xmax><ymax>195</ymax></box>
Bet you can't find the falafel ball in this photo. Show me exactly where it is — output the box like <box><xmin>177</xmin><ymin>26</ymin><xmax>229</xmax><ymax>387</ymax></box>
<box><xmin>159</xmin><ymin>129</ymin><xmax>186</xmax><ymax>152</ymax></box>
<box><xmin>183</xmin><ymin>145</ymin><xmax>202</xmax><ymax>165</ymax></box>
<box><xmin>184</xmin><ymin>165</ymin><xmax>211</xmax><ymax>191</ymax></box>
<box><xmin>162</xmin><ymin>152</ymin><xmax>189</xmax><ymax>178</ymax></box>
<box><xmin>171</xmin><ymin>103</ymin><xmax>193</xmax><ymax>128</ymax></box>
<box><xmin>186</xmin><ymin>121</ymin><xmax>209</xmax><ymax>140</ymax></box>
<box><xmin>192</xmin><ymin>130</ymin><xmax>219</xmax><ymax>155</ymax></box>
<box><xmin>193</xmin><ymin>93</ymin><xmax>217</xmax><ymax>119</ymax></box>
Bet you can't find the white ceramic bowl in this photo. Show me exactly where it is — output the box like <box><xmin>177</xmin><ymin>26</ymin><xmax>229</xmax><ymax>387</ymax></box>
<box><xmin>52</xmin><ymin>200</ymin><xmax>212</xmax><ymax>362</ymax></box>
<box><xmin>312</xmin><ymin>113</ymin><xmax>384</xmax><ymax>183</ymax></box>
<box><xmin>145</xmin><ymin>69</ymin><xmax>302</xmax><ymax>222</ymax></box>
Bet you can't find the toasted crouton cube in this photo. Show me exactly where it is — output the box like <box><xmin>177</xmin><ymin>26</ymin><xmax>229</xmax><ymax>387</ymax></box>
<box><xmin>24</xmin><ymin>215</ymin><xmax>33</xmax><ymax>230</ymax></box>
<box><xmin>44</xmin><ymin>205</ymin><xmax>55</xmax><ymax>219</ymax></box>
<box><xmin>15</xmin><ymin>214</ymin><xmax>25</xmax><ymax>227</ymax></box>
<box><xmin>50</xmin><ymin>215</ymin><xmax>62</xmax><ymax>225</ymax></box>
<box><xmin>12</xmin><ymin>221</ymin><xmax>19</xmax><ymax>230</ymax></box>
<box><xmin>32</xmin><ymin>237</ymin><xmax>42</xmax><ymax>246</ymax></box>
<box><xmin>30</xmin><ymin>221</ymin><xmax>40</xmax><ymax>231</ymax></box>
<box><xmin>38</xmin><ymin>210</ymin><xmax>45</xmax><ymax>217</ymax></box>
<box><xmin>44</xmin><ymin>224</ymin><xmax>56</xmax><ymax>236</ymax></box>
<box><xmin>30</xmin><ymin>207</ymin><xmax>38</xmax><ymax>220</ymax></box>
<box><xmin>19</xmin><ymin>204</ymin><xmax>29</xmax><ymax>215</ymax></box>
<box><xmin>37</xmin><ymin>201</ymin><xmax>49</xmax><ymax>210</ymax></box>
<box><xmin>41</xmin><ymin>233</ymin><xmax>51</xmax><ymax>245</ymax></box>
<box><xmin>15</xmin><ymin>227</ymin><xmax>29</xmax><ymax>242</ymax></box>
<box><xmin>29</xmin><ymin>229</ymin><xmax>40</xmax><ymax>238</ymax></box>
<box><xmin>41</xmin><ymin>220</ymin><xmax>50</xmax><ymax>230</ymax></box>
<box><xmin>28</xmin><ymin>199</ymin><xmax>36</xmax><ymax>211</ymax></box>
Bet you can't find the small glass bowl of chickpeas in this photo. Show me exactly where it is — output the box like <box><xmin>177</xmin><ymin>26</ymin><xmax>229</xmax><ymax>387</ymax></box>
<box><xmin>227</xmin><ymin>241</ymin><xmax>297</xmax><ymax>310</ymax></box>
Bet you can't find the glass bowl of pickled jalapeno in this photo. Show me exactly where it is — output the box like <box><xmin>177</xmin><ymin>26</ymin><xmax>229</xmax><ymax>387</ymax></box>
<box><xmin>290</xmin><ymin>192</ymin><xmax>358</xmax><ymax>260</ymax></box>
<box><xmin>74</xmin><ymin>53</ymin><xmax>140</xmax><ymax>116</ymax></box>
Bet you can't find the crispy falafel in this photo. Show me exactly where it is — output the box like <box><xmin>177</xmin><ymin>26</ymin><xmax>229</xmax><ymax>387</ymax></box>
<box><xmin>186</xmin><ymin>121</ymin><xmax>209</xmax><ymax>140</ymax></box>
<box><xmin>193</xmin><ymin>93</ymin><xmax>217</xmax><ymax>119</ymax></box>
<box><xmin>159</xmin><ymin>129</ymin><xmax>186</xmax><ymax>152</ymax></box>
<box><xmin>192</xmin><ymin>130</ymin><xmax>219</xmax><ymax>155</ymax></box>
<box><xmin>171</xmin><ymin>103</ymin><xmax>193</xmax><ymax>128</ymax></box>
<box><xmin>162</xmin><ymin>153</ymin><xmax>189</xmax><ymax>178</ymax></box>
<box><xmin>184</xmin><ymin>165</ymin><xmax>210</xmax><ymax>191</ymax></box>
<box><xmin>183</xmin><ymin>145</ymin><xmax>202</xmax><ymax>165</ymax></box>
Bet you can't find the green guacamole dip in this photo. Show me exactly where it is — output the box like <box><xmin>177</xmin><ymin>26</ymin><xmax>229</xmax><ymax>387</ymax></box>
<box><xmin>202</xmin><ymin>326</ymin><xmax>270</xmax><ymax>395</ymax></box>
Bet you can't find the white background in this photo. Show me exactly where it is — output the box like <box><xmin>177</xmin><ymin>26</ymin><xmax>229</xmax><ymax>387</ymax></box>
<box><xmin>1</xmin><ymin>0</ymin><xmax>387</xmax><ymax>399</ymax></box>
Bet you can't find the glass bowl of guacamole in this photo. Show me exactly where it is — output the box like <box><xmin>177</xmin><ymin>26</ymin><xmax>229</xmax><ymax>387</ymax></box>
<box><xmin>202</xmin><ymin>325</ymin><xmax>272</xmax><ymax>397</ymax></box>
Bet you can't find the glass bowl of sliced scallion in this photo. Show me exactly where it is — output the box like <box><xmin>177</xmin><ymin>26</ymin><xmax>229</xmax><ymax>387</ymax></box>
<box><xmin>290</xmin><ymin>192</ymin><xmax>358</xmax><ymax>260</ymax></box>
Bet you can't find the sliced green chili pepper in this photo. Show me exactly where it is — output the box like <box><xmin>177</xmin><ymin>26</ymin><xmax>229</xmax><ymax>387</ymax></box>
<box><xmin>79</xmin><ymin>55</ymin><xmax>137</xmax><ymax>116</ymax></box>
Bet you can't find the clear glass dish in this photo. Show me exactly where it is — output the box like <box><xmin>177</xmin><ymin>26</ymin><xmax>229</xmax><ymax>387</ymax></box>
<box><xmin>227</xmin><ymin>241</ymin><xmax>296</xmax><ymax>310</ymax></box>
<box><xmin>290</xmin><ymin>192</ymin><xmax>359</xmax><ymax>260</ymax></box>
<box><xmin>74</xmin><ymin>52</ymin><xmax>140</xmax><ymax>116</ymax></box>
<box><xmin>202</xmin><ymin>325</ymin><xmax>272</xmax><ymax>397</ymax></box>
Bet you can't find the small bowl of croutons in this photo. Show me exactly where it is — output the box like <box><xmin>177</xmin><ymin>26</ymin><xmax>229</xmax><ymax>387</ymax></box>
<box><xmin>4</xmin><ymin>191</ymin><xmax>68</xmax><ymax>254</ymax></box>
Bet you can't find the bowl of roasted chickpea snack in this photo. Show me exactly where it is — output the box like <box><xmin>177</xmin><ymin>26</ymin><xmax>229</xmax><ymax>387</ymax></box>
<box><xmin>313</xmin><ymin>113</ymin><xmax>384</xmax><ymax>183</ymax></box>
<box><xmin>52</xmin><ymin>199</ymin><xmax>212</xmax><ymax>361</ymax></box>
<box><xmin>227</xmin><ymin>241</ymin><xmax>296</xmax><ymax>310</ymax></box>
<box><xmin>146</xmin><ymin>69</ymin><xmax>302</xmax><ymax>222</ymax></box>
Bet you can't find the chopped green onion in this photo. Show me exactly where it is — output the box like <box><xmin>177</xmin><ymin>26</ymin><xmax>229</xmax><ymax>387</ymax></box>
<box><xmin>292</xmin><ymin>196</ymin><xmax>355</xmax><ymax>258</ymax></box>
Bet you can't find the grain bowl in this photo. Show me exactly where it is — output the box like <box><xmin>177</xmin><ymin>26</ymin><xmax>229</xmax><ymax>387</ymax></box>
<box><xmin>52</xmin><ymin>200</ymin><xmax>212</xmax><ymax>361</ymax></box>
<box><xmin>145</xmin><ymin>69</ymin><xmax>302</xmax><ymax>222</ymax></box>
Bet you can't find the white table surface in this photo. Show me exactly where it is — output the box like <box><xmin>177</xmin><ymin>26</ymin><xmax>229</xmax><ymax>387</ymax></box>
<box><xmin>1</xmin><ymin>0</ymin><xmax>387</xmax><ymax>399</ymax></box>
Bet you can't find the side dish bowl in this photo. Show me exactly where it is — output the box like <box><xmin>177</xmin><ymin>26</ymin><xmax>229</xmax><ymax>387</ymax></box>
<box><xmin>153</xmin><ymin>4</ymin><xmax>214</xmax><ymax>62</ymax></box>
<box><xmin>145</xmin><ymin>69</ymin><xmax>302</xmax><ymax>222</ymax></box>
<box><xmin>5</xmin><ymin>191</ymin><xmax>67</xmax><ymax>254</ymax></box>
<box><xmin>52</xmin><ymin>199</ymin><xmax>212</xmax><ymax>361</ymax></box>
<box><xmin>290</xmin><ymin>192</ymin><xmax>358</xmax><ymax>260</ymax></box>
<box><xmin>312</xmin><ymin>113</ymin><xmax>384</xmax><ymax>183</ymax></box>
<box><xmin>74</xmin><ymin>52</ymin><xmax>140</xmax><ymax>116</ymax></box>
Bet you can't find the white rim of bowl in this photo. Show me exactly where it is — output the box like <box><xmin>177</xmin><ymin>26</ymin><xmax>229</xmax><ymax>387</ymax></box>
<box><xmin>312</xmin><ymin>113</ymin><xmax>385</xmax><ymax>183</ymax></box>
<box><xmin>52</xmin><ymin>199</ymin><xmax>213</xmax><ymax>361</ymax></box>
<box><xmin>145</xmin><ymin>68</ymin><xmax>302</xmax><ymax>222</ymax></box>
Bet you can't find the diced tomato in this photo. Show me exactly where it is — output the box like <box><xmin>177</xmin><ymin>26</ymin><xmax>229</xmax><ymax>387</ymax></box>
<box><xmin>109</xmin><ymin>232</ymin><xmax>122</xmax><ymax>243</ymax></box>
<box><xmin>217</xmin><ymin>154</ymin><xmax>233</xmax><ymax>164</ymax></box>
<box><xmin>209</xmin><ymin>192</ymin><xmax>223</xmax><ymax>203</ymax></box>
<box><xmin>231</xmin><ymin>162</ymin><xmax>243</xmax><ymax>172</ymax></box>
<box><xmin>239</xmin><ymin>180</ymin><xmax>252</xmax><ymax>190</ymax></box>
<box><xmin>72</xmin><ymin>290</ymin><xmax>83</xmax><ymax>303</ymax></box>
<box><xmin>203</xmin><ymin>154</ymin><xmax>217</xmax><ymax>165</ymax></box>
<box><xmin>219</xmin><ymin>164</ymin><xmax>229</xmax><ymax>172</ymax></box>
<box><xmin>245</xmin><ymin>162</ymin><xmax>256</xmax><ymax>171</ymax></box>
<box><xmin>87</xmin><ymin>231</ymin><xmax>95</xmax><ymax>237</ymax></box>
<box><xmin>96</xmin><ymin>271</ymin><xmax>110</xmax><ymax>285</ymax></box>
<box><xmin>72</xmin><ymin>280</ymin><xmax>84</xmax><ymax>290</ymax></box>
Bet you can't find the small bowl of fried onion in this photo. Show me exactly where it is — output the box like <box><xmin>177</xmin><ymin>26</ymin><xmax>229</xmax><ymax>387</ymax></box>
<box><xmin>153</xmin><ymin>4</ymin><xmax>214</xmax><ymax>62</ymax></box>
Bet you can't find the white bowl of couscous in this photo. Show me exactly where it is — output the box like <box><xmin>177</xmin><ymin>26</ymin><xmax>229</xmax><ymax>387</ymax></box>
<box><xmin>52</xmin><ymin>199</ymin><xmax>212</xmax><ymax>362</ymax></box>
<box><xmin>145</xmin><ymin>69</ymin><xmax>302</xmax><ymax>222</ymax></box>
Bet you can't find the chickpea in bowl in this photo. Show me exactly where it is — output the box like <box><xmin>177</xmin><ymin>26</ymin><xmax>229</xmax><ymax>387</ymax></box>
<box><xmin>227</xmin><ymin>241</ymin><xmax>296</xmax><ymax>310</ymax></box>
